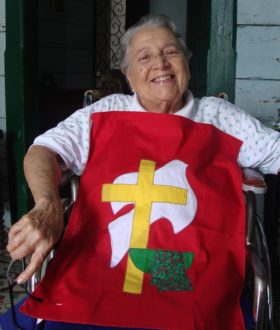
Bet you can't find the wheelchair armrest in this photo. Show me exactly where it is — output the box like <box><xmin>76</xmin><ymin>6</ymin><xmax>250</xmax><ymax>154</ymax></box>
<box><xmin>245</xmin><ymin>190</ymin><xmax>256</xmax><ymax>247</ymax></box>
<box><xmin>242</xmin><ymin>168</ymin><xmax>267</xmax><ymax>194</ymax></box>
<box><xmin>61</xmin><ymin>170</ymin><xmax>79</xmax><ymax>202</ymax></box>
<box><xmin>27</xmin><ymin>171</ymin><xmax>79</xmax><ymax>293</ymax></box>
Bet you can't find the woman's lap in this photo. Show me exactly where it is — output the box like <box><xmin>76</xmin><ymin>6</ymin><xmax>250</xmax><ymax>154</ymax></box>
<box><xmin>0</xmin><ymin>298</ymin><xmax>148</xmax><ymax>330</ymax></box>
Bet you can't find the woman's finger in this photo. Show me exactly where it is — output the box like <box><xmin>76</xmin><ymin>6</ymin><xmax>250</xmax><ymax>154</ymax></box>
<box><xmin>16</xmin><ymin>248</ymin><xmax>49</xmax><ymax>284</ymax></box>
<box><xmin>7</xmin><ymin>219</ymin><xmax>42</xmax><ymax>255</ymax></box>
<box><xmin>8</xmin><ymin>216</ymin><xmax>29</xmax><ymax>239</ymax></box>
<box><xmin>6</xmin><ymin>231</ymin><xmax>27</xmax><ymax>253</ymax></box>
<box><xmin>9</xmin><ymin>238</ymin><xmax>36</xmax><ymax>261</ymax></box>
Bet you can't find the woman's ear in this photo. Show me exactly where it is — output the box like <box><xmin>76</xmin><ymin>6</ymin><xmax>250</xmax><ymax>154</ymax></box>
<box><xmin>125</xmin><ymin>71</ymin><xmax>134</xmax><ymax>93</ymax></box>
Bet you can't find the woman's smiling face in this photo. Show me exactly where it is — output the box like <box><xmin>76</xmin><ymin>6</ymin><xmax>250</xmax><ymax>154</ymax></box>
<box><xmin>126</xmin><ymin>26</ymin><xmax>190</xmax><ymax>113</ymax></box>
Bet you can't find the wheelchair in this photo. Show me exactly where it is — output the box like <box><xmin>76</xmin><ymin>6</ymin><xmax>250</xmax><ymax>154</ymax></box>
<box><xmin>1</xmin><ymin>88</ymin><xmax>273</xmax><ymax>330</ymax></box>
<box><xmin>2</xmin><ymin>164</ymin><xmax>273</xmax><ymax>330</ymax></box>
<box><xmin>5</xmin><ymin>165</ymin><xmax>266</xmax><ymax>330</ymax></box>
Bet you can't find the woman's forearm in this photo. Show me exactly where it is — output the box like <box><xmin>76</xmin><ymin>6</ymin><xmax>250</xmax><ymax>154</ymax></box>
<box><xmin>24</xmin><ymin>145</ymin><xmax>63</xmax><ymax>203</ymax></box>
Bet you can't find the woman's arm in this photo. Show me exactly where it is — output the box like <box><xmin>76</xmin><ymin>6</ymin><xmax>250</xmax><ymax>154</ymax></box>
<box><xmin>7</xmin><ymin>145</ymin><xmax>65</xmax><ymax>283</ymax></box>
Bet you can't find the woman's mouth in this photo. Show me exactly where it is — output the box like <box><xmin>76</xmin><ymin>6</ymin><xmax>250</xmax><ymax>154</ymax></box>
<box><xmin>151</xmin><ymin>74</ymin><xmax>175</xmax><ymax>83</ymax></box>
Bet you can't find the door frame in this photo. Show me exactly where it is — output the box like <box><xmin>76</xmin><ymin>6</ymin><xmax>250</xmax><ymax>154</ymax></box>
<box><xmin>5</xmin><ymin>0</ymin><xmax>39</xmax><ymax>220</ymax></box>
<box><xmin>187</xmin><ymin>0</ymin><xmax>237</xmax><ymax>102</ymax></box>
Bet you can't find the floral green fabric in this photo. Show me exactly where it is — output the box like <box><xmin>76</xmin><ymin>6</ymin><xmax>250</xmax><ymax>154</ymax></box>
<box><xmin>150</xmin><ymin>250</ymin><xmax>193</xmax><ymax>291</ymax></box>
<box><xmin>129</xmin><ymin>248</ymin><xmax>193</xmax><ymax>291</ymax></box>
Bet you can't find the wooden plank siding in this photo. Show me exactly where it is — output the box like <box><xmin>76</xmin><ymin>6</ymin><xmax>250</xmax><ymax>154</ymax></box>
<box><xmin>236</xmin><ymin>26</ymin><xmax>280</xmax><ymax>80</ymax></box>
<box><xmin>0</xmin><ymin>77</ymin><xmax>4</xmax><ymax>118</ymax></box>
<box><xmin>235</xmin><ymin>0</ymin><xmax>280</xmax><ymax>121</ymax></box>
<box><xmin>235</xmin><ymin>80</ymin><xmax>280</xmax><ymax>119</ymax></box>
<box><xmin>237</xmin><ymin>0</ymin><xmax>280</xmax><ymax>25</ymax></box>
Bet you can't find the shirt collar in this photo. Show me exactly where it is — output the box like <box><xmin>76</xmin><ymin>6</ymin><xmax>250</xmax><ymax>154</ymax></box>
<box><xmin>132</xmin><ymin>90</ymin><xmax>196</xmax><ymax>119</ymax></box>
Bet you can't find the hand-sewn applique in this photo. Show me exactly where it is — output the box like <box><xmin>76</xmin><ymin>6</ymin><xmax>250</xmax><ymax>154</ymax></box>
<box><xmin>102</xmin><ymin>159</ymin><xmax>197</xmax><ymax>294</ymax></box>
<box><xmin>129</xmin><ymin>248</ymin><xmax>194</xmax><ymax>291</ymax></box>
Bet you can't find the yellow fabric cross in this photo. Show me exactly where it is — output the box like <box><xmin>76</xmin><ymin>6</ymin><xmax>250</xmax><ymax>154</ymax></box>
<box><xmin>102</xmin><ymin>160</ymin><xmax>187</xmax><ymax>294</ymax></box>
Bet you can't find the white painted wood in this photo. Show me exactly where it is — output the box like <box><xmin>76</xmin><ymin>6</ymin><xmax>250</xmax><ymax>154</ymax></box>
<box><xmin>0</xmin><ymin>32</ymin><xmax>5</xmax><ymax>75</ymax></box>
<box><xmin>0</xmin><ymin>0</ymin><xmax>5</xmax><ymax>25</ymax></box>
<box><xmin>236</xmin><ymin>26</ymin><xmax>280</xmax><ymax>79</ymax></box>
<box><xmin>0</xmin><ymin>117</ymin><xmax>6</xmax><ymax>132</ymax></box>
<box><xmin>235</xmin><ymin>79</ymin><xmax>280</xmax><ymax>121</ymax></box>
<box><xmin>237</xmin><ymin>0</ymin><xmax>280</xmax><ymax>25</ymax></box>
<box><xmin>0</xmin><ymin>76</ymin><xmax>5</xmax><ymax>118</ymax></box>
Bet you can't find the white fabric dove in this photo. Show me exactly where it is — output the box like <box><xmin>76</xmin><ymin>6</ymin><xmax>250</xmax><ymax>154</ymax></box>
<box><xmin>108</xmin><ymin>160</ymin><xmax>197</xmax><ymax>267</ymax></box>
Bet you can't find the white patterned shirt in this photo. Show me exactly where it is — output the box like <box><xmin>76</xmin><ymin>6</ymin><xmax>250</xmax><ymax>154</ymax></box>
<box><xmin>33</xmin><ymin>91</ymin><xmax>280</xmax><ymax>175</ymax></box>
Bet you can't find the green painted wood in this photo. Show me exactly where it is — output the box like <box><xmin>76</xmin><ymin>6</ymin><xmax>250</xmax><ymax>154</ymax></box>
<box><xmin>186</xmin><ymin>0</ymin><xmax>211</xmax><ymax>98</ymax></box>
<box><xmin>5</xmin><ymin>0</ymin><xmax>39</xmax><ymax>221</ymax></box>
<box><xmin>207</xmin><ymin>0</ymin><xmax>237</xmax><ymax>102</ymax></box>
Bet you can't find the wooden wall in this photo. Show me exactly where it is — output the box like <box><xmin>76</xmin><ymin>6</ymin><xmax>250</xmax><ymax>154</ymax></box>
<box><xmin>235</xmin><ymin>0</ymin><xmax>280</xmax><ymax>121</ymax></box>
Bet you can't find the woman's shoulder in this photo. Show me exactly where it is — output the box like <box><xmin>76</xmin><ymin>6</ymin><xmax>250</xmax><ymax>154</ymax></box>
<box><xmin>198</xmin><ymin>95</ymin><xmax>239</xmax><ymax>111</ymax></box>
<box><xmin>194</xmin><ymin>95</ymin><xmax>246</xmax><ymax>121</ymax></box>
<box><xmin>90</xmin><ymin>93</ymin><xmax>134</xmax><ymax>113</ymax></box>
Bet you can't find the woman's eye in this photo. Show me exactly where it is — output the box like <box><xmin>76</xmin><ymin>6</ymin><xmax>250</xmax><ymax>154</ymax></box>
<box><xmin>139</xmin><ymin>55</ymin><xmax>150</xmax><ymax>63</ymax></box>
<box><xmin>165</xmin><ymin>50</ymin><xmax>178</xmax><ymax>57</ymax></box>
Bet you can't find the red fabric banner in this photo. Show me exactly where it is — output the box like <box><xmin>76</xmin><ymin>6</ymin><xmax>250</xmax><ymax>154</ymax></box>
<box><xmin>22</xmin><ymin>112</ymin><xmax>245</xmax><ymax>330</ymax></box>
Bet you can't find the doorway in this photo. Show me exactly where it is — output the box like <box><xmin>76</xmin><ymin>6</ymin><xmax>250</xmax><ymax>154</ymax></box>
<box><xmin>6</xmin><ymin>0</ymin><xmax>236</xmax><ymax>219</ymax></box>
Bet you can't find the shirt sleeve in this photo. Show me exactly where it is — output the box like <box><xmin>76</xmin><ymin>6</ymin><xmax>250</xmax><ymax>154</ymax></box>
<box><xmin>31</xmin><ymin>93</ymin><xmax>134</xmax><ymax>175</ymax></box>
<box><xmin>33</xmin><ymin>106</ymin><xmax>92</xmax><ymax>175</ymax></box>
<box><xmin>214</xmin><ymin>99</ymin><xmax>280</xmax><ymax>174</ymax></box>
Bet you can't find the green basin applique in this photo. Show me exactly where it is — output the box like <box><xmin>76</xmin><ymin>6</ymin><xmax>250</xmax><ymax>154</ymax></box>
<box><xmin>129</xmin><ymin>248</ymin><xmax>194</xmax><ymax>291</ymax></box>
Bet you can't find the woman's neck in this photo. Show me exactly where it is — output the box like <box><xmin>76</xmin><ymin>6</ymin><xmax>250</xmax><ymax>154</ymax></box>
<box><xmin>138</xmin><ymin>95</ymin><xmax>185</xmax><ymax>114</ymax></box>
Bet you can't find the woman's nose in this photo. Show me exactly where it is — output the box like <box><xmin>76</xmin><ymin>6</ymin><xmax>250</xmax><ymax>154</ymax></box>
<box><xmin>153</xmin><ymin>54</ymin><xmax>169</xmax><ymax>68</ymax></box>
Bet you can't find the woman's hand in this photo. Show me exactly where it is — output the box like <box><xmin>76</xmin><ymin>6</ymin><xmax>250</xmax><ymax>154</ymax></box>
<box><xmin>7</xmin><ymin>196</ymin><xmax>64</xmax><ymax>284</ymax></box>
<box><xmin>7</xmin><ymin>145</ymin><xmax>64</xmax><ymax>284</ymax></box>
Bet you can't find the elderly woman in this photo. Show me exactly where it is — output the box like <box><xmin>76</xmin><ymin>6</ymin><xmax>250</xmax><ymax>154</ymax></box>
<box><xmin>5</xmin><ymin>14</ymin><xmax>280</xmax><ymax>330</ymax></box>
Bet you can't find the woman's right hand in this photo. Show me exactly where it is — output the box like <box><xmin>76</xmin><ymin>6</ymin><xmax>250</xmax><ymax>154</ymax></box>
<box><xmin>6</xmin><ymin>145</ymin><xmax>65</xmax><ymax>283</ymax></box>
<box><xmin>7</xmin><ymin>196</ymin><xmax>64</xmax><ymax>284</ymax></box>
